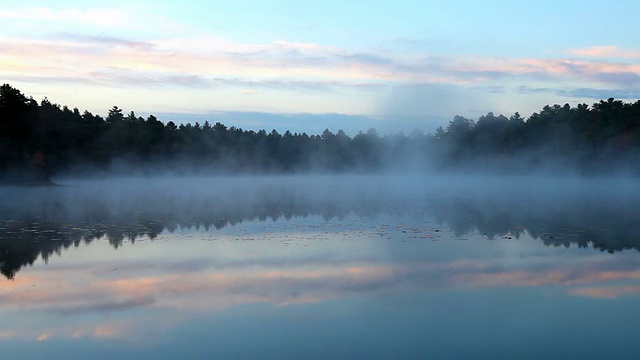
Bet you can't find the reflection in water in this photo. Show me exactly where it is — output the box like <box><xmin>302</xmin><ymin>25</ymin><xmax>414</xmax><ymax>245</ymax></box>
<box><xmin>1</xmin><ymin>176</ymin><xmax>639</xmax><ymax>279</ymax></box>
<box><xmin>2</xmin><ymin>176</ymin><xmax>640</xmax><ymax>358</ymax></box>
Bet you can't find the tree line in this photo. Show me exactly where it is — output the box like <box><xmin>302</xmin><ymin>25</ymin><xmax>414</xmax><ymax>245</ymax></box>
<box><xmin>1</xmin><ymin>83</ymin><xmax>640</xmax><ymax>182</ymax></box>
<box><xmin>432</xmin><ymin>100</ymin><xmax>640</xmax><ymax>173</ymax></box>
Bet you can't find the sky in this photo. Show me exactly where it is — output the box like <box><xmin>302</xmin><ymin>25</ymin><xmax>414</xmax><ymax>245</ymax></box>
<box><xmin>1</xmin><ymin>0</ymin><xmax>639</xmax><ymax>134</ymax></box>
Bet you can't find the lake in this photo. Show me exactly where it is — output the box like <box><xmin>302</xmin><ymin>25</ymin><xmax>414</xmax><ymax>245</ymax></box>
<box><xmin>1</xmin><ymin>175</ymin><xmax>640</xmax><ymax>359</ymax></box>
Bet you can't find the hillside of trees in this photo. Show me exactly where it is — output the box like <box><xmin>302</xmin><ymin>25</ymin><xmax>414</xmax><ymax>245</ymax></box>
<box><xmin>1</xmin><ymin>83</ymin><xmax>640</xmax><ymax>182</ymax></box>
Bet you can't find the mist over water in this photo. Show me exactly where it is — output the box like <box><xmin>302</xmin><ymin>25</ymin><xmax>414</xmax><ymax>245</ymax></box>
<box><xmin>3</xmin><ymin>174</ymin><xmax>640</xmax><ymax>278</ymax></box>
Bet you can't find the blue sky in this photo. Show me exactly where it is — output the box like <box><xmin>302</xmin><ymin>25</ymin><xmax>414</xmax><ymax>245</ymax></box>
<box><xmin>1</xmin><ymin>1</ymin><xmax>639</xmax><ymax>134</ymax></box>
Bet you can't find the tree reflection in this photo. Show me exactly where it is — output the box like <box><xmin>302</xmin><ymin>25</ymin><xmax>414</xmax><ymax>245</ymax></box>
<box><xmin>1</xmin><ymin>180</ymin><xmax>640</xmax><ymax>279</ymax></box>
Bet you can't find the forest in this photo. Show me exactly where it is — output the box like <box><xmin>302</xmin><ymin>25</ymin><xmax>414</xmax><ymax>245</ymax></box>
<box><xmin>1</xmin><ymin>83</ymin><xmax>640</xmax><ymax>182</ymax></box>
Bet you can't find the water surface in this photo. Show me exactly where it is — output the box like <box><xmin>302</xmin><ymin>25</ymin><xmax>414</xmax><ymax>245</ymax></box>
<box><xmin>1</xmin><ymin>175</ymin><xmax>640</xmax><ymax>359</ymax></box>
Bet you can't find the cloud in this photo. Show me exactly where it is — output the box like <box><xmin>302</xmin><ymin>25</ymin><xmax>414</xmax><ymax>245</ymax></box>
<box><xmin>567</xmin><ymin>46</ymin><xmax>640</xmax><ymax>59</ymax></box>
<box><xmin>560</xmin><ymin>87</ymin><xmax>640</xmax><ymax>100</ymax></box>
<box><xmin>0</xmin><ymin>35</ymin><xmax>391</xmax><ymax>90</ymax></box>
<box><xmin>518</xmin><ymin>86</ymin><xmax>640</xmax><ymax>100</ymax></box>
<box><xmin>339</xmin><ymin>52</ymin><xmax>395</xmax><ymax>67</ymax></box>
<box><xmin>56</xmin><ymin>33</ymin><xmax>156</xmax><ymax>51</ymax></box>
<box><xmin>2</xmin><ymin>29</ymin><xmax>640</xmax><ymax>106</ymax></box>
<box><xmin>3</xmin><ymin>74</ymin><xmax>97</xmax><ymax>85</ymax></box>
<box><xmin>593</xmin><ymin>71</ymin><xmax>640</xmax><ymax>87</ymax></box>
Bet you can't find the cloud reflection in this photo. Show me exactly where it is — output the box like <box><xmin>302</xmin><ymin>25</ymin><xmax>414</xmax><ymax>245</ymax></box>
<box><xmin>568</xmin><ymin>285</ymin><xmax>640</xmax><ymax>299</ymax></box>
<box><xmin>1</xmin><ymin>320</ymin><xmax>132</xmax><ymax>342</ymax></box>
<box><xmin>6</xmin><ymin>247</ymin><xmax>639</xmax><ymax>312</ymax></box>
<box><xmin>3</xmin><ymin>242</ymin><xmax>640</xmax><ymax>344</ymax></box>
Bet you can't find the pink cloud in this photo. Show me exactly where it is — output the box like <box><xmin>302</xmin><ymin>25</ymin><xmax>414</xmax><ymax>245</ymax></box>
<box><xmin>2</xmin><ymin>33</ymin><xmax>639</xmax><ymax>92</ymax></box>
<box><xmin>567</xmin><ymin>46</ymin><xmax>640</xmax><ymax>59</ymax></box>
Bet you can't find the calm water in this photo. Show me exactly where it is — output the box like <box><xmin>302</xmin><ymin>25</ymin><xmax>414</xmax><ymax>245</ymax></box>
<box><xmin>1</xmin><ymin>175</ymin><xmax>640</xmax><ymax>359</ymax></box>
